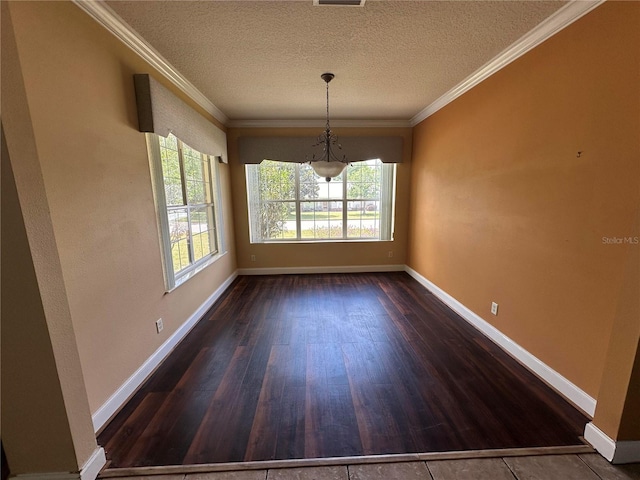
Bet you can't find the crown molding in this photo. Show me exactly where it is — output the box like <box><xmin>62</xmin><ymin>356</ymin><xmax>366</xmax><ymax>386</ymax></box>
<box><xmin>73</xmin><ymin>0</ymin><xmax>603</xmax><ymax>130</ymax></box>
<box><xmin>410</xmin><ymin>0</ymin><xmax>605</xmax><ymax>126</ymax></box>
<box><xmin>227</xmin><ymin>119</ymin><xmax>412</xmax><ymax>129</ymax></box>
<box><xmin>72</xmin><ymin>0</ymin><xmax>229</xmax><ymax>125</ymax></box>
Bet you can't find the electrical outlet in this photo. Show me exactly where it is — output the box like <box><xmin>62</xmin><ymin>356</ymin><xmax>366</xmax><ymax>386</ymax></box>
<box><xmin>155</xmin><ymin>318</ymin><xmax>164</xmax><ymax>333</ymax></box>
<box><xmin>250</xmin><ymin>254</ymin><xmax>256</xmax><ymax>262</ymax></box>
<box><xmin>388</xmin><ymin>251</ymin><xmax>393</xmax><ymax>258</ymax></box>
<box><xmin>491</xmin><ymin>302</ymin><xmax>499</xmax><ymax>316</ymax></box>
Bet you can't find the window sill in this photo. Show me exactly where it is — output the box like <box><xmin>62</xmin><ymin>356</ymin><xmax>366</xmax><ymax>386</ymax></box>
<box><xmin>166</xmin><ymin>250</ymin><xmax>228</xmax><ymax>293</ymax></box>
<box><xmin>250</xmin><ymin>238</ymin><xmax>394</xmax><ymax>245</ymax></box>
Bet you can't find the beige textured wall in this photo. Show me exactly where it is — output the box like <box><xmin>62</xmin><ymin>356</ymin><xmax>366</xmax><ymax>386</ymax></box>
<box><xmin>229</xmin><ymin>127</ymin><xmax>412</xmax><ymax>269</ymax></box>
<box><xmin>8</xmin><ymin>1</ymin><xmax>237</xmax><ymax>414</ymax></box>
<box><xmin>2</xmin><ymin>2</ymin><xmax>99</xmax><ymax>472</ymax></box>
<box><xmin>408</xmin><ymin>0</ymin><xmax>639</xmax><ymax>408</ymax></box>
<box><xmin>1</xmin><ymin>135</ymin><xmax>80</xmax><ymax>474</ymax></box>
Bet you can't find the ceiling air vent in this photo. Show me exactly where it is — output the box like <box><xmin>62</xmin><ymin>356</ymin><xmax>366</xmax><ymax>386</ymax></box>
<box><xmin>313</xmin><ymin>0</ymin><xmax>366</xmax><ymax>6</ymax></box>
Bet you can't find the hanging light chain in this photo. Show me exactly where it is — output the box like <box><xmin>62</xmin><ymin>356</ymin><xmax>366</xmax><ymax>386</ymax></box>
<box><xmin>326</xmin><ymin>79</ymin><xmax>331</xmax><ymax>133</ymax></box>
<box><xmin>306</xmin><ymin>73</ymin><xmax>348</xmax><ymax>181</ymax></box>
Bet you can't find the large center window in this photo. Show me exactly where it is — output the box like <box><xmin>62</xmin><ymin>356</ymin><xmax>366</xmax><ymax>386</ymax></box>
<box><xmin>246</xmin><ymin>159</ymin><xmax>395</xmax><ymax>243</ymax></box>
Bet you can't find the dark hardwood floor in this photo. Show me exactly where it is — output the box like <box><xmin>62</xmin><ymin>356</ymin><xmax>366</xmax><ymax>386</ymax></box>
<box><xmin>98</xmin><ymin>273</ymin><xmax>588</xmax><ymax>468</ymax></box>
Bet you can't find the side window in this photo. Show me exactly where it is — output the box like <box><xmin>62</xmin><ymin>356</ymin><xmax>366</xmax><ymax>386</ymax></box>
<box><xmin>147</xmin><ymin>133</ymin><xmax>221</xmax><ymax>289</ymax></box>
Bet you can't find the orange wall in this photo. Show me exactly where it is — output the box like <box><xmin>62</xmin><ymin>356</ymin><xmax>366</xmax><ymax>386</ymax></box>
<box><xmin>592</xmin><ymin>228</ymin><xmax>640</xmax><ymax>440</ymax></box>
<box><xmin>408</xmin><ymin>1</ymin><xmax>639</xmax><ymax>401</ymax></box>
<box><xmin>229</xmin><ymin>127</ymin><xmax>412</xmax><ymax>270</ymax></box>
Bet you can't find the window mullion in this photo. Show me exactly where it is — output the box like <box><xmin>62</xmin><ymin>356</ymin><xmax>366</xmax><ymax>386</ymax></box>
<box><xmin>342</xmin><ymin>171</ymin><xmax>348</xmax><ymax>239</ymax></box>
<box><xmin>177</xmin><ymin>141</ymin><xmax>194</xmax><ymax>264</ymax></box>
<box><xmin>186</xmin><ymin>206</ymin><xmax>194</xmax><ymax>264</ymax></box>
<box><xmin>146</xmin><ymin>134</ymin><xmax>176</xmax><ymax>290</ymax></box>
<box><xmin>380</xmin><ymin>164</ymin><xmax>395</xmax><ymax>241</ymax></box>
<box><xmin>177</xmin><ymin>142</ymin><xmax>189</xmax><ymax>206</ymax></box>
<box><xmin>295</xmin><ymin>164</ymin><xmax>301</xmax><ymax>240</ymax></box>
<box><xmin>205</xmin><ymin>155</ymin><xmax>219</xmax><ymax>255</ymax></box>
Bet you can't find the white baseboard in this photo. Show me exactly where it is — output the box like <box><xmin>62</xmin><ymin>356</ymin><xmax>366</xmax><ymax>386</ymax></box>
<box><xmin>585</xmin><ymin>422</ymin><xmax>640</xmax><ymax>464</ymax></box>
<box><xmin>91</xmin><ymin>272</ymin><xmax>238</xmax><ymax>432</ymax></box>
<box><xmin>404</xmin><ymin>266</ymin><xmax>596</xmax><ymax>417</ymax></box>
<box><xmin>585</xmin><ymin>423</ymin><xmax>616</xmax><ymax>461</ymax></box>
<box><xmin>237</xmin><ymin>264</ymin><xmax>405</xmax><ymax>275</ymax></box>
<box><xmin>79</xmin><ymin>448</ymin><xmax>106</xmax><ymax>480</ymax></box>
<box><xmin>13</xmin><ymin>447</ymin><xmax>106</xmax><ymax>480</ymax></box>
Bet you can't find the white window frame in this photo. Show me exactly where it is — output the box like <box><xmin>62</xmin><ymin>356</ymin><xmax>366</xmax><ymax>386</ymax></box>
<box><xmin>246</xmin><ymin>160</ymin><xmax>396</xmax><ymax>243</ymax></box>
<box><xmin>147</xmin><ymin>133</ymin><xmax>224</xmax><ymax>291</ymax></box>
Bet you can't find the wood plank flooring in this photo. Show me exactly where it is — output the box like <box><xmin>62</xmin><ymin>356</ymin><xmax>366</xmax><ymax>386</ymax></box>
<box><xmin>98</xmin><ymin>273</ymin><xmax>588</xmax><ymax>468</ymax></box>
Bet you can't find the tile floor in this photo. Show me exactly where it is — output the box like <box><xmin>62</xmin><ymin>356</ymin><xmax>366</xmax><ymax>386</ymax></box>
<box><xmin>109</xmin><ymin>454</ymin><xmax>640</xmax><ymax>480</ymax></box>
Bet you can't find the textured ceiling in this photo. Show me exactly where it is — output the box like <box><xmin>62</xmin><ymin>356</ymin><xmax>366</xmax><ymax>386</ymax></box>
<box><xmin>106</xmin><ymin>0</ymin><xmax>568</xmax><ymax>122</ymax></box>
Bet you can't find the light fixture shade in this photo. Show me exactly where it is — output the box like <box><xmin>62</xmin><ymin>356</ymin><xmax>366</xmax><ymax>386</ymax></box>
<box><xmin>310</xmin><ymin>160</ymin><xmax>347</xmax><ymax>180</ymax></box>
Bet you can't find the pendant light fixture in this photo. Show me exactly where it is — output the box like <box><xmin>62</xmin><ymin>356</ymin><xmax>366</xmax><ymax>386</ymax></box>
<box><xmin>307</xmin><ymin>73</ymin><xmax>348</xmax><ymax>181</ymax></box>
